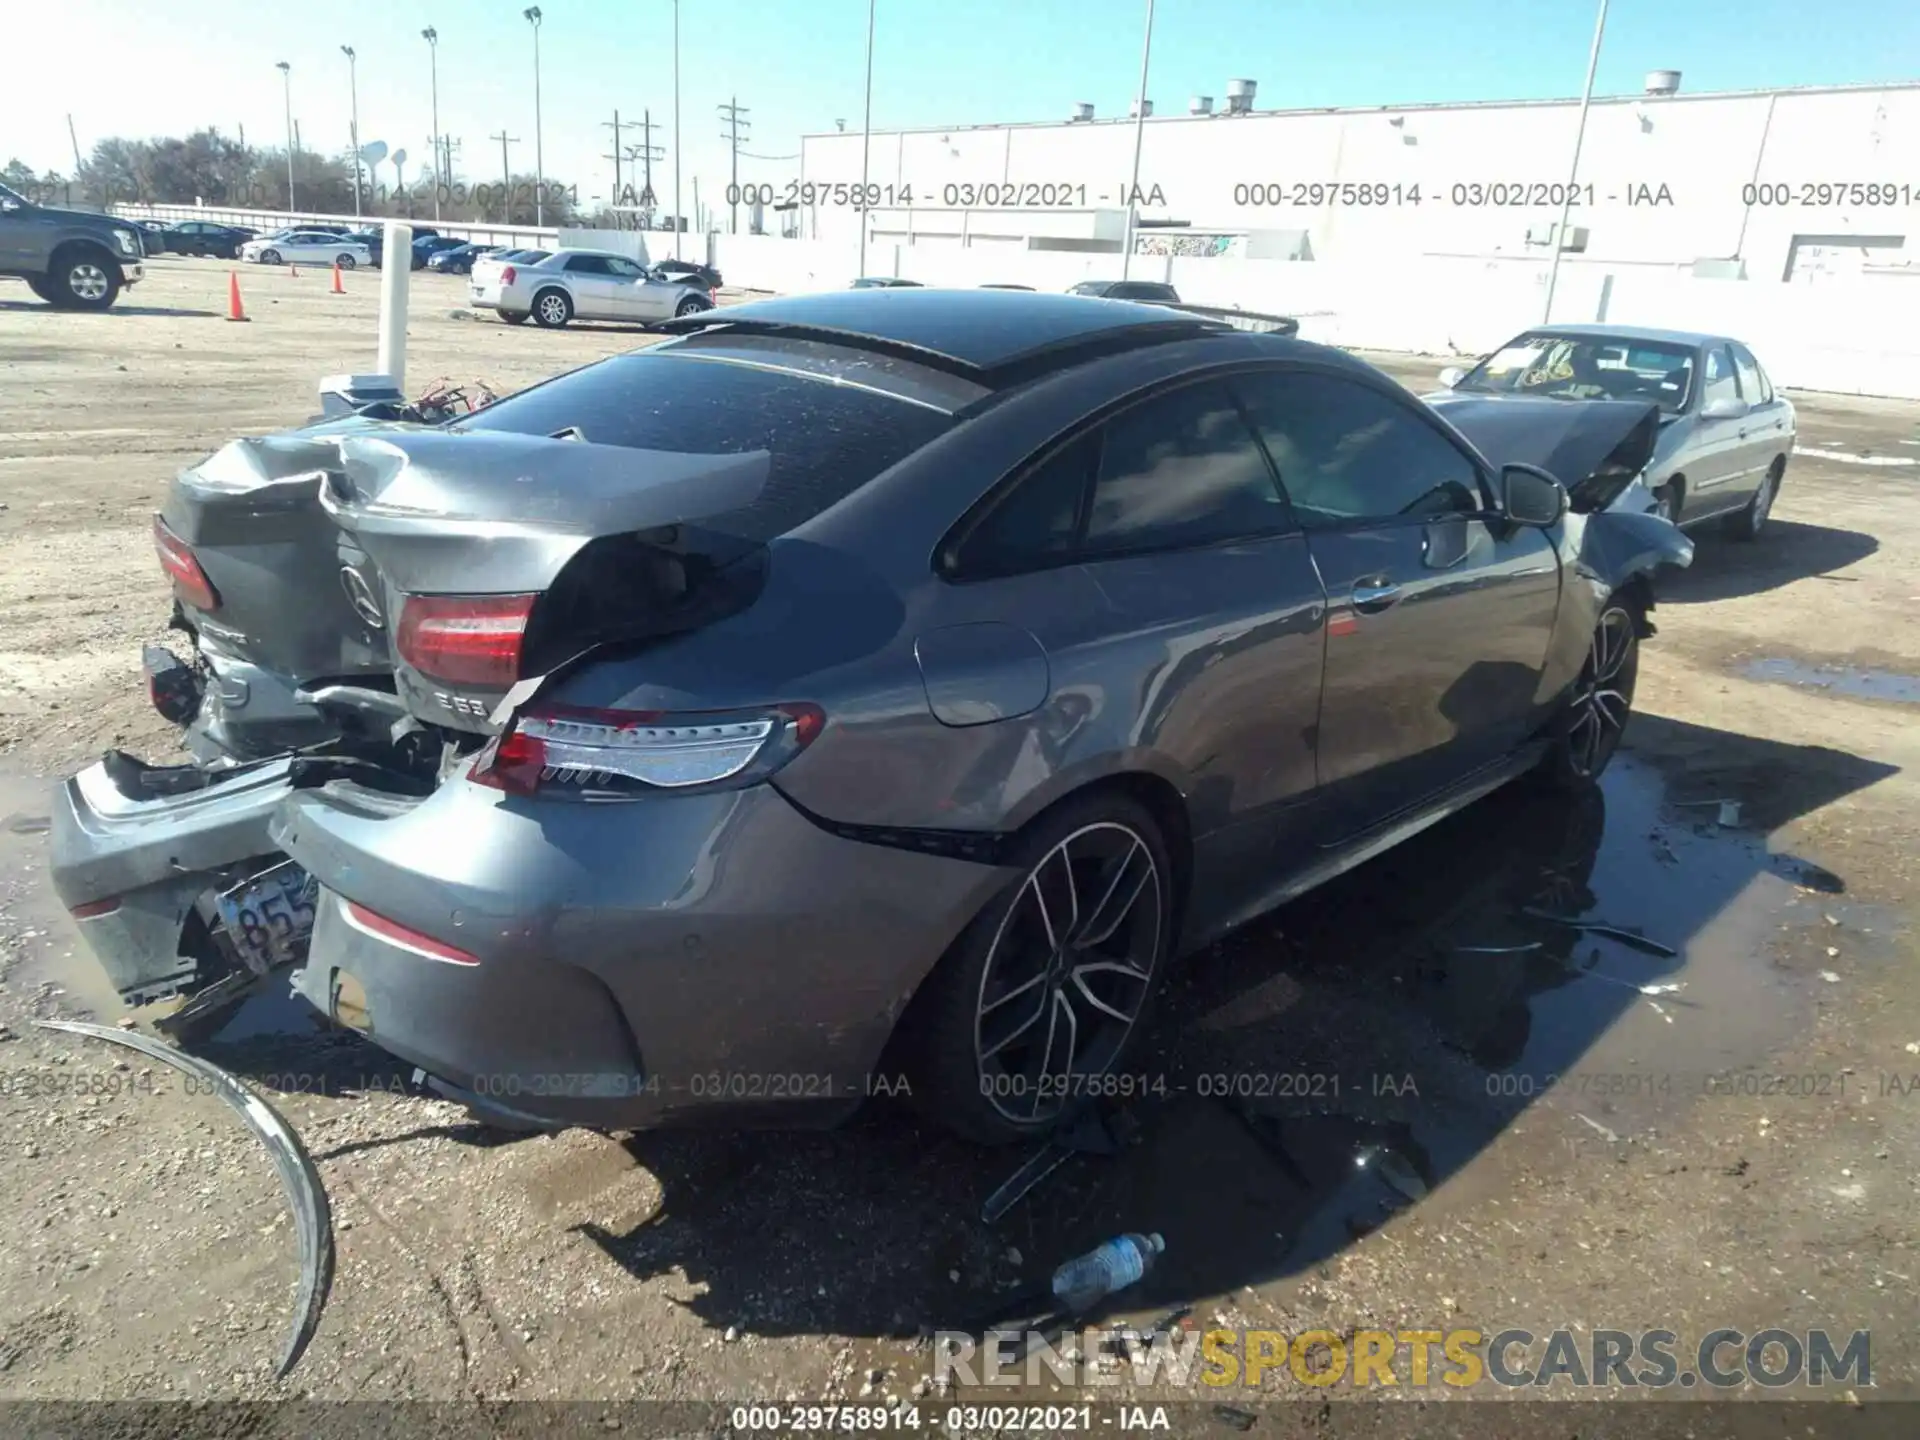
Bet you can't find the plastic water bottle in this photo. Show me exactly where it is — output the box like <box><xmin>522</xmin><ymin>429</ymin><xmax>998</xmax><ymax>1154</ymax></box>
<box><xmin>1050</xmin><ymin>1232</ymin><xmax>1165</xmax><ymax>1313</ymax></box>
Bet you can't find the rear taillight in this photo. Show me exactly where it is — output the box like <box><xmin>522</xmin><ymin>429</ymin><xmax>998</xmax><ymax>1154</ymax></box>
<box><xmin>70</xmin><ymin>897</ymin><xmax>122</xmax><ymax>920</ymax></box>
<box><xmin>152</xmin><ymin>515</ymin><xmax>219</xmax><ymax>611</ymax></box>
<box><xmin>395</xmin><ymin>593</ymin><xmax>537</xmax><ymax>688</ymax></box>
<box><xmin>470</xmin><ymin>702</ymin><xmax>825</xmax><ymax>797</ymax></box>
<box><xmin>343</xmin><ymin>900</ymin><xmax>480</xmax><ymax>966</ymax></box>
<box><xmin>500</xmin><ymin>265</ymin><xmax>517</xmax><ymax>285</ymax></box>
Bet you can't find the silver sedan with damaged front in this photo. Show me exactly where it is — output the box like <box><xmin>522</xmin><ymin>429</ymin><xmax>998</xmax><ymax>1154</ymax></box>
<box><xmin>1428</xmin><ymin>324</ymin><xmax>1797</xmax><ymax>541</ymax></box>
<box><xmin>469</xmin><ymin>247</ymin><xmax>717</xmax><ymax>328</ymax></box>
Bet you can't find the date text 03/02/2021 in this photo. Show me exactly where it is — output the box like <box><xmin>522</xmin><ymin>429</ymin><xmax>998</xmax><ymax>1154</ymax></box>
<box><xmin>1229</xmin><ymin>180</ymin><xmax>1676</xmax><ymax>207</ymax></box>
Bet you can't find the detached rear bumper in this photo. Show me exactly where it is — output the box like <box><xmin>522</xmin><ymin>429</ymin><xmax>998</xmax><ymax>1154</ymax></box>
<box><xmin>275</xmin><ymin>764</ymin><xmax>1010</xmax><ymax>1130</ymax></box>
<box><xmin>50</xmin><ymin>754</ymin><xmax>298</xmax><ymax>1002</ymax></box>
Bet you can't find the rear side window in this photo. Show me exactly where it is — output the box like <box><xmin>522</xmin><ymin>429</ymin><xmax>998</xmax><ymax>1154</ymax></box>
<box><xmin>1083</xmin><ymin>383</ymin><xmax>1287</xmax><ymax>554</ymax></box>
<box><xmin>1731</xmin><ymin>344</ymin><xmax>1771</xmax><ymax>403</ymax></box>
<box><xmin>948</xmin><ymin>380</ymin><xmax>1290</xmax><ymax>577</ymax></box>
<box><xmin>565</xmin><ymin>255</ymin><xmax>613</xmax><ymax>274</ymax></box>
<box><xmin>454</xmin><ymin>352</ymin><xmax>953</xmax><ymax>541</ymax></box>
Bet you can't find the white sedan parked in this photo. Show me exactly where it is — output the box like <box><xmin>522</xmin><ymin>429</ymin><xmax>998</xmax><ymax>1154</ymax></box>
<box><xmin>470</xmin><ymin>247</ymin><xmax>716</xmax><ymax>328</ymax></box>
<box><xmin>240</xmin><ymin>231</ymin><xmax>373</xmax><ymax>268</ymax></box>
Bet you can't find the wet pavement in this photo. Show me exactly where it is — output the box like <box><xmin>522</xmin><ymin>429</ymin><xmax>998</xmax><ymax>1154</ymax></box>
<box><xmin>1</xmin><ymin>714</ymin><xmax>1909</xmax><ymax>1400</ymax></box>
<box><xmin>1745</xmin><ymin>657</ymin><xmax>1920</xmax><ymax>706</ymax></box>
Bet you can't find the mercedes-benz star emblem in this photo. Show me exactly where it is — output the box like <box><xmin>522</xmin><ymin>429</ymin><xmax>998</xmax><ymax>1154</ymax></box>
<box><xmin>340</xmin><ymin>567</ymin><xmax>385</xmax><ymax>629</ymax></box>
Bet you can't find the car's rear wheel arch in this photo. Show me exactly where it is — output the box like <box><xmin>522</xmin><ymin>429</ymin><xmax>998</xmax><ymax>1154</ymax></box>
<box><xmin>1016</xmin><ymin>771</ymin><xmax>1194</xmax><ymax>942</ymax></box>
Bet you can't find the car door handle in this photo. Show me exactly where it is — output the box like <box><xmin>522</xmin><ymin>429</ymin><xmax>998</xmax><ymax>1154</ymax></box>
<box><xmin>1351</xmin><ymin>579</ymin><xmax>1402</xmax><ymax>614</ymax></box>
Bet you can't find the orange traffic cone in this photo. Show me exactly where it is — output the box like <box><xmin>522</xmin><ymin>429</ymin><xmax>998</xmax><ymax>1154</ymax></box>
<box><xmin>289</xmin><ymin>263</ymin><xmax>299</xmax><ymax>277</ymax></box>
<box><xmin>225</xmin><ymin>272</ymin><xmax>249</xmax><ymax>323</ymax></box>
<box><xmin>331</xmin><ymin>262</ymin><xmax>345</xmax><ymax>294</ymax></box>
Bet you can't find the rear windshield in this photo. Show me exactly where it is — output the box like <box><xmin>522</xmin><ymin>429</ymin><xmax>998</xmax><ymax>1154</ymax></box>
<box><xmin>453</xmin><ymin>350</ymin><xmax>955</xmax><ymax>540</ymax></box>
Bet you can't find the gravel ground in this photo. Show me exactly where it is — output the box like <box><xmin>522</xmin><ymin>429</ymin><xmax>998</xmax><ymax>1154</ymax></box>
<box><xmin>0</xmin><ymin>260</ymin><xmax>1916</xmax><ymax>1426</ymax></box>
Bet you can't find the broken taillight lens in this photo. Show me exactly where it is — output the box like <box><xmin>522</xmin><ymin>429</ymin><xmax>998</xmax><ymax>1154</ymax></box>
<box><xmin>152</xmin><ymin>515</ymin><xmax>219</xmax><ymax>611</ymax></box>
<box><xmin>395</xmin><ymin>593</ymin><xmax>537</xmax><ymax>688</ymax></box>
<box><xmin>469</xmin><ymin>702</ymin><xmax>825</xmax><ymax>797</ymax></box>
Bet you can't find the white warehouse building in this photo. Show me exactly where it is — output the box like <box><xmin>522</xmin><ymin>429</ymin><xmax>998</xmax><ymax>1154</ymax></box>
<box><xmin>796</xmin><ymin>75</ymin><xmax>1920</xmax><ymax>280</ymax></box>
<box><xmin>744</xmin><ymin>75</ymin><xmax>1920</xmax><ymax>396</ymax></box>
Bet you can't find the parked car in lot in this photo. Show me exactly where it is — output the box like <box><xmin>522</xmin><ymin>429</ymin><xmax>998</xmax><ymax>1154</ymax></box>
<box><xmin>426</xmin><ymin>242</ymin><xmax>500</xmax><ymax>275</ymax></box>
<box><xmin>470</xmin><ymin>247</ymin><xmax>549</xmax><ymax>287</ymax></box>
<box><xmin>342</xmin><ymin>230</ymin><xmax>386</xmax><ymax>267</ymax></box>
<box><xmin>241</xmin><ymin>231</ymin><xmax>373</xmax><ymax>268</ymax></box>
<box><xmin>653</xmin><ymin>258</ymin><xmax>722</xmax><ymax>289</ymax></box>
<box><xmin>851</xmin><ymin>276</ymin><xmax>922</xmax><ymax>288</ymax></box>
<box><xmin>1428</xmin><ymin>324</ymin><xmax>1796</xmax><ymax>540</ymax></box>
<box><xmin>0</xmin><ymin>180</ymin><xmax>145</xmax><ymax>309</ymax></box>
<box><xmin>470</xmin><ymin>247</ymin><xmax>716</xmax><ymax>327</ymax></box>
<box><xmin>161</xmin><ymin>220</ymin><xmax>255</xmax><ymax>259</ymax></box>
<box><xmin>50</xmin><ymin>289</ymin><xmax>1690</xmax><ymax>1133</ymax></box>
<box><xmin>1070</xmin><ymin>279</ymin><xmax>1181</xmax><ymax>303</ymax></box>
<box><xmin>411</xmin><ymin>234</ymin><xmax>467</xmax><ymax>270</ymax></box>
<box><xmin>982</xmin><ymin>283</ymin><xmax>1036</xmax><ymax>290</ymax></box>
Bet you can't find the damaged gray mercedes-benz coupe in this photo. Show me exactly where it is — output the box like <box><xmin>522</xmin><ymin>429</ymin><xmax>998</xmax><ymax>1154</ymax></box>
<box><xmin>52</xmin><ymin>289</ymin><xmax>1691</xmax><ymax>1142</ymax></box>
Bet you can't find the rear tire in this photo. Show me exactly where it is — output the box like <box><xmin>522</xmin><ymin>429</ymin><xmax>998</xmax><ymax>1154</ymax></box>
<box><xmin>1725</xmin><ymin>460</ymin><xmax>1782</xmax><ymax>542</ymax></box>
<box><xmin>1537</xmin><ymin>600</ymin><xmax>1640</xmax><ymax>790</ymax></box>
<box><xmin>501</xmin><ymin>310</ymin><xmax>530</xmax><ymax>326</ymax></box>
<box><xmin>532</xmin><ymin>288</ymin><xmax>573</xmax><ymax>328</ymax></box>
<box><xmin>902</xmin><ymin>792</ymin><xmax>1176</xmax><ymax>1146</ymax></box>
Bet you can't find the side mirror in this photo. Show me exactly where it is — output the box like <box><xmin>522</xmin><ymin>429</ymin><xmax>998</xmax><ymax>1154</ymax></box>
<box><xmin>1499</xmin><ymin>463</ymin><xmax>1568</xmax><ymax>527</ymax></box>
<box><xmin>1700</xmin><ymin>395</ymin><xmax>1749</xmax><ymax>421</ymax></box>
<box><xmin>1437</xmin><ymin>365</ymin><xmax>1466</xmax><ymax>389</ymax></box>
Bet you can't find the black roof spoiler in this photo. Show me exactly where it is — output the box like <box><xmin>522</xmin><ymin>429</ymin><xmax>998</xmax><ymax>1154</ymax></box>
<box><xmin>651</xmin><ymin>313</ymin><xmax>1237</xmax><ymax>386</ymax></box>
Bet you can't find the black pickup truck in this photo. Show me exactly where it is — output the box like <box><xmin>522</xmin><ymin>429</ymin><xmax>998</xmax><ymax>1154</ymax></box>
<box><xmin>0</xmin><ymin>182</ymin><xmax>146</xmax><ymax>309</ymax></box>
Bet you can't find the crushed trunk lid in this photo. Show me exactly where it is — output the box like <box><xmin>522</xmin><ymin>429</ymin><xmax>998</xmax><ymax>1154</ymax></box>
<box><xmin>323</xmin><ymin>431</ymin><xmax>776</xmax><ymax>734</ymax></box>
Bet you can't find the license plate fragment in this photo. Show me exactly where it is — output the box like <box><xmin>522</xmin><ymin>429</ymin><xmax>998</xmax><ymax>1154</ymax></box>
<box><xmin>216</xmin><ymin>861</ymin><xmax>319</xmax><ymax>974</ymax></box>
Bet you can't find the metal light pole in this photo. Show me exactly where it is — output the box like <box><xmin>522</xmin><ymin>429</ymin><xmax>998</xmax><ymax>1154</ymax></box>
<box><xmin>341</xmin><ymin>46</ymin><xmax>362</xmax><ymax>216</ymax></box>
<box><xmin>1542</xmin><ymin>0</ymin><xmax>1609</xmax><ymax>324</ymax></box>
<box><xmin>422</xmin><ymin>27</ymin><xmax>442</xmax><ymax>220</ymax></box>
<box><xmin>858</xmin><ymin>0</ymin><xmax>875</xmax><ymax>279</ymax></box>
<box><xmin>1120</xmin><ymin>0</ymin><xmax>1155</xmax><ymax>279</ymax></box>
<box><xmin>276</xmin><ymin>61</ymin><xmax>295</xmax><ymax>211</ymax></box>
<box><xmin>523</xmin><ymin>7</ymin><xmax>544</xmax><ymax>226</ymax></box>
<box><xmin>672</xmin><ymin>0</ymin><xmax>682</xmax><ymax>258</ymax></box>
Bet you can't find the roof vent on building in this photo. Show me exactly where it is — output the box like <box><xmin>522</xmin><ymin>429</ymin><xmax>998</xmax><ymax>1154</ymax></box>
<box><xmin>1071</xmin><ymin>101</ymin><xmax>1094</xmax><ymax>122</ymax></box>
<box><xmin>1131</xmin><ymin>98</ymin><xmax>1154</xmax><ymax>118</ymax></box>
<box><xmin>1191</xmin><ymin>95</ymin><xmax>1214</xmax><ymax>115</ymax></box>
<box><xmin>1226</xmin><ymin>78</ymin><xmax>1257</xmax><ymax>114</ymax></box>
<box><xmin>1644</xmin><ymin>69</ymin><xmax>1680</xmax><ymax>96</ymax></box>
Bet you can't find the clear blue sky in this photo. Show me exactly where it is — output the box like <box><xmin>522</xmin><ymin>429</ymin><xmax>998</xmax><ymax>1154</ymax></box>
<box><xmin>4</xmin><ymin>0</ymin><xmax>1915</xmax><ymax>220</ymax></box>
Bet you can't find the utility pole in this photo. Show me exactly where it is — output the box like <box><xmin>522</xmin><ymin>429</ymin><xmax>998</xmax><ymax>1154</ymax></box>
<box><xmin>276</xmin><ymin>62</ymin><xmax>295</xmax><ymax>211</ymax></box>
<box><xmin>632</xmin><ymin>112</ymin><xmax>664</xmax><ymax>226</ymax></box>
<box><xmin>1542</xmin><ymin>0</ymin><xmax>1609</xmax><ymax>323</ymax></box>
<box><xmin>523</xmin><ymin>7</ymin><xmax>544</xmax><ymax>225</ymax></box>
<box><xmin>858</xmin><ymin>0</ymin><xmax>875</xmax><ymax>278</ymax></box>
<box><xmin>490</xmin><ymin>130</ymin><xmax>518</xmax><ymax>224</ymax></box>
<box><xmin>65</xmin><ymin>115</ymin><xmax>84</xmax><ymax>176</ymax></box>
<box><xmin>1120</xmin><ymin>0</ymin><xmax>1154</xmax><ymax>279</ymax></box>
<box><xmin>718</xmin><ymin>97</ymin><xmax>750</xmax><ymax>234</ymax></box>
<box><xmin>422</xmin><ymin>27</ymin><xmax>442</xmax><ymax>219</ymax></box>
<box><xmin>601</xmin><ymin>110</ymin><xmax>625</xmax><ymax>220</ymax></box>
<box><xmin>341</xmin><ymin>45</ymin><xmax>361</xmax><ymax>216</ymax></box>
<box><xmin>671</xmin><ymin>0</ymin><xmax>681</xmax><ymax>257</ymax></box>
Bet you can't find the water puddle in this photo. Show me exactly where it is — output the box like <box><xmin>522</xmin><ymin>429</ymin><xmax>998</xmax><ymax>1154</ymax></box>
<box><xmin>1744</xmin><ymin>656</ymin><xmax>1920</xmax><ymax>705</ymax></box>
